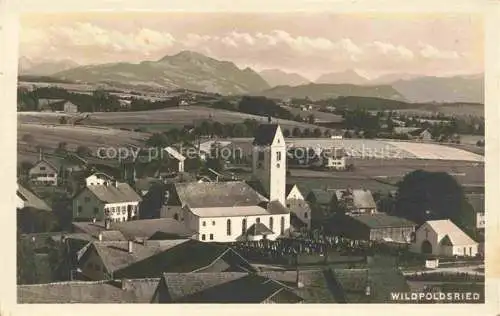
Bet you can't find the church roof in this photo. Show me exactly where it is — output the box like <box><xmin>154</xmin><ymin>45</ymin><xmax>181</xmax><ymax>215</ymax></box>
<box><xmin>253</xmin><ymin>124</ymin><xmax>279</xmax><ymax>146</ymax></box>
<box><xmin>246</xmin><ymin>223</ymin><xmax>274</xmax><ymax>236</ymax></box>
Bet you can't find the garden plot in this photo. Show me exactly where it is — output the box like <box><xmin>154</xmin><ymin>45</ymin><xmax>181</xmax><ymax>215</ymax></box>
<box><xmin>385</xmin><ymin>141</ymin><xmax>484</xmax><ymax>162</ymax></box>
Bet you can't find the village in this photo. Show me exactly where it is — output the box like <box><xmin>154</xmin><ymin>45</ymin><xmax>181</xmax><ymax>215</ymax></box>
<box><xmin>17</xmin><ymin>119</ymin><xmax>485</xmax><ymax>303</ymax></box>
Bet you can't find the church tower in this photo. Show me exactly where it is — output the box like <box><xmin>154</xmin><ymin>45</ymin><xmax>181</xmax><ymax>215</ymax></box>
<box><xmin>252</xmin><ymin>124</ymin><xmax>287</xmax><ymax>206</ymax></box>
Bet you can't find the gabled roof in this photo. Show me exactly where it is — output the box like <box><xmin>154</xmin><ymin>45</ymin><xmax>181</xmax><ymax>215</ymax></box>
<box><xmin>253</xmin><ymin>124</ymin><xmax>279</xmax><ymax>146</ymax></box>
<box><xmin>72</xmin><ymin>219</ymin><xmax>194</xmax><ymax>240</ymax></box>
<box><xmin>307</xmin><ymin>189</ymin><xmax>335</xmax><ymax>205</ymax></box>
<box><xmin>285</xmin><ymin>184</ymin><xmax>298</xmax><ymax>197</ymax></box>
<box><xmin>84</xmin><ymin>182</ymin><xmax>142</xmax><ymax>203</ymax></box>
<box><xmin>246</xmin><ymin>223</ymin><xmax>274</xmax><ymax>236</ymax></box>
<box><xmin>425</xmin><ymin>219</ymin><xmax>477</xmax><ymax>246</ymax></box>
<box><xmin>17</xmin><ymin>278</ymin><xmax>160</xmax><ymax>303</ymax></box>
<box><xmin>351</xmin><ymin>214</ymin><xmax>416</xmax><ymax>229</ymax></box>
<box><xmin>172</xmin><ymin>181</ymin><xmax>266</xmax><ymax>208</ymax></box>
<box><xmin>335</xmin><ymin>189</ymin><xmax>377</xmax><ymax>210</ymax></box>
<box><xmin>31</xmin><ymin>159</ymin><xmax>59</xmax><ymax>173</ymax></box>
<box><xmin>160</xmin><ymin>272</ymin><xmax>301</xmax><ymax>303</ymax></box>
<box><xmin>164</xmin><ymin>146</ymin><xmax>186</xmax><ymax>161</ymax></box>
<box><xmin>17</xmin><ymin>184</ymin><xmax>51</xmax><ymax>211</ymax></box>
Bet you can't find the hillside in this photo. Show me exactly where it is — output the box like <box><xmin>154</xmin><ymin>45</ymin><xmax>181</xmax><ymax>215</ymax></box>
<box><xmin>316</xmin><ymin>70</ymin><xmax>369</xmax><ymax>85</ymax></box>
<box><xmin>19</xmin><ymin>57</ymin><xmax>79</xmax><ymax>76</ymax></box>
<box><xmin>259</xmin><ymin>69</ymin><xmax>310</xmax><ymax>87</ymax></box>
<box><xmin>391</xmin><ymin>75</ymin><xmax>484</xmax><ymax>103</ymax></box>
<box><xmin>52</xmin><ymin>51</ymin><xmax>270</xmax><ymax>95</ymax></box>
<box><xmin>259</xmin><ymin>83</ymin><xmax>406</xmax><ymax>101</ymax></box>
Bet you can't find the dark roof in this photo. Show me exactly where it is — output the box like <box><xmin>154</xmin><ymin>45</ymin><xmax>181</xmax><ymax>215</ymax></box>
<box><xmin>17</xmin><ymin>278</ymin><xmax>160</xmax><ymax>303</ymax></box>
<box><xmin>335</xmin><ymin>189</ymin><xmax>377</xmax><ymax>210</ymax></box>
<box><xmin>466</xmin><ymin>194</ymin><xmax>485</xmax><ymax>214</ymax></box>
<box><xmin>246</xmin><ymin>223</ymin><xmax>274</xmax><ymax>236</ymax></box>
<box><xmin>307</xmin><ymin>189</ymin><xmax>335</xmax><ymax>205</ymax></box>
<box><xmin>253</xmin><ymin>124</ymin><xmax>279</xmax><ymax>146</ymax></box>
<box><xmin>84</xmin><ymin>182</ymin><xmax>142</xmax><ymax>203</ymax></box>
<box><xmin>352</xmin><ymin>214</ymin><xmax>416</xmax><ymax>229</ymax></box>
<box><xmin>266</xmin><ymin>200</ymin><xmax>290</xmax><ymax>215</ymax></box>
<box><xmin>172</xmin><ymin>181</ymin><xmax>266</xmax><ymax>208</ymax></box>
<box><xmin>161</xmin><ymin>272</ymin><xmax>300</xmax><ymax>303</ymax></box>
<box><xmin>17</xmin><ymin>184</ymin><xmax>51</xmax><ymax>211</ymax></box>
<box><xmin>72</xmin><ymin>219</ymin><xmax>194</xmax><ymax>240</ymax></box>
<box><xmin>86</xmin><ymin>239</ymin><xmax>256</xmax><ymax>279</ymax></box>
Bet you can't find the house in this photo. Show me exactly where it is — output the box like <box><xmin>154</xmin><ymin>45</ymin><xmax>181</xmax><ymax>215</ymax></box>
<box><xmin>72</xmin><ymin>218</ymin><xmax>196</xmax><ymax>241</ymax></box>
<box><xmin>28</xmin><ymin>158</ymin><xmax>59</xmax><ymax>186</ymax></box>
<box><xmin>408</xmin><ymin>128</ymin><xmax>433</xmax><ymax>141</ymax></box>
<box><xmin>152</xmin><ymin>181</ymin><xmax>290</xmax><ymax>242</ymax></box>
<box><xmin>77</xmin><ymin>239</ymin><xmax>257</xmax><ymax>280</ymax></box>
<box><xmin>164</xmin><ymin>146</ymin><xmax>186</xmax><ymax>173</ymax></box>
<box><xmin>334</xmin><ymin>189</ymin><xmax>377</xmax><ymax>215</ymax></box>
<box><xmin>306</xmin><ymin>189</ymin><xmax>336</xmax><ymax>212</ymax></box>
<box><xmin>63</xmin><ymin>101</ymin><xmax>78</xmax><ymax>113</ymax></box>
<box><xmin>85</xmin><ymin>172</ymin><xmax>114</xmax><ymax>186</ymax></box>
<box><xmin>37</xmin><ymin>98</ymin><xmax>65</xmax><ymax>111</ymax></box>
<box><xmin>321</xmin><ymin>148</ymin><xmax>347</xmax><ymax>170</ymax></box>
<box><xmin>72</xmin><ymin>181</ymin><xmax>142</xmax><ymax>222</ymax></box>
<box><xmin>327</xmin><ymin>214</ymin><xmax>416</xmax><ymax>243</ymax></box>
<box><xmin>17</xmin><ymin>184</ymin><xmax>54</xmax><ymax>233</ymax></box>
<box><xmin>411</xmin><ymin>219</ymin><xmax>479</xmax><ymax>257</ymax></box>
<box><xmin>17</xmin><ymin>183</ymin><xmax>51</xmax><ymax>212</ymax></box>
<box><xmin>466</xmin><ymin>194</ymin><xmax>485</xmax><ymax>229</ymax></box>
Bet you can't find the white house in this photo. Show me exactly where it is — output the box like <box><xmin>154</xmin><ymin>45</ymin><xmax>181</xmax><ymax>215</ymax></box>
<box><xmin>321</xmin><ymin>148</ymin><xmax>347</xmax><ymax>170</ymax></box>
<box><xmin>28</xmin><ymin>159</ymin><xmax>59</xmax><ymax>186</ymax></box>
<box><xmin>73</xmin><ymin>181</ymin><xmax>142</xmax><ymax>222</ymax></box>
<box><xmin>164</xmin><ymin>146</ymin><xmax>186</xmax><ymax>173</ymax></box>
<box><xmin>285</xmin><ymin>184</ymin><xmax>311</xmax><ymax>229</ymax></box>
<box><xmin>411</xmin><ymin>219</ymin><xmax>478</xmax><ymax>257</ymax></box>
<box><xmin>85</xmin><ymin>172</ymin><xmax>115</xmax><ymax>187</ymax></box>
<box><xmin>63</xmin><ymin>101</ymin><xmax>78</xmax><ymax>113</ymax></box>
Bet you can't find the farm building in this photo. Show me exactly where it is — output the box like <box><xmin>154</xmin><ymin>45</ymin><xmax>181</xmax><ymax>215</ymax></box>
<box><xmin>17</xmin><ymin>184</ymin><xmax>55</xmax><ymax>233</ymax></box>
<box><xmin>411</xmin><ymin>219</ymin><xmax>478</xmax><ymax>257</ymax></box>
<box><xmin>17</xmin><ymin>183</ymin><xmax>51</xmax><ymax>212</ymax></box>
<box><xmin>63</xmin><ymin>101</ymin><xmax>79</xmax><ymax>113</ymax></box>
<box><xmin>37</xmin><ymin>98</ymin><xmax>65</xmax><ymax>111</ymax></box>
<box><xmin>334</xmin><ymin>188</ymin><xmax>377</xmax><ymax>215</ymax></box>
<box><xmin>72</xmin><ymin>181</ymin><xmax>142</xmax><ymax>222</ymax></box>
<box><xmin>163</xmin><ymin>146</ymin><xmax>186</xmax><ymax>173</ymax></box>
<box><xmin>321</xmin><ymin>148</ymin><xmax>347</xmax><ymax>170</ymax></box>
<box><xmin>85</xmin><ymin>172</ymin><xmax>115</xmax><ymax>186</ymax></box>
<box><xmin>306</xmin><ymin>189</ymin><xmax>335</xmax><ymax>212</ymax></box>
<box><xmin>326</xmin><ymin>213</ymin><xmax>416</xmax><ymax>243</ymax></box>
<box><xmin>28</xmin><ymin>158</ymin><xmax>59</xmax><ymax>186</ymax></box>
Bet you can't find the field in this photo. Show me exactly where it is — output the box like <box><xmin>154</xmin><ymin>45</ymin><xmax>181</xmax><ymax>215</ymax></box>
<box><xmin>228</xmin><ymin>137</ymin><xmax>484</xmax><ymax>162</ymax></box>
<box><xmin>18</xmin><ymin>106</ymin><xmax>327</xmax><ymax>133</ymax></box>
<box><xmin>281</xmin><ymin>106</ymin><xmax>343</xmax><ymax>123</ymax></box>
<box><xmin>18</xmin><ymin>123</ymin><xmax>149</xmax><ymax>153</ymax></box>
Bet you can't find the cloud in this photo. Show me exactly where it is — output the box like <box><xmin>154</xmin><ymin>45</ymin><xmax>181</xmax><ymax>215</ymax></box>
<box><xmin>370</xmin><ymin>41</ymin><xmax>414</xmax><ymax>60</ymax></box>
<box><xmin>418</xmin><ymin>43</ymin><xmax>460</xmax><ymax>60</ymax></box>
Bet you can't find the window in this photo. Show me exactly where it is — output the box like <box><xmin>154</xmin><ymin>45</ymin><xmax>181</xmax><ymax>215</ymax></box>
<box><xmin>40</xmin><ymin>166</ymin><xmax>46</xmax><ymax>171</ymax></box>
<box><xmin>122</xmin><ymin>210</ymin><xmax>126</xmax><ymax>215</ymax></box>
<box><xmin>276</xmin><ymin>163</ymin><xmax>280</xmax><ymax>168</ymax></box>
<box><xmin>122</xmin><ymin>206</ymin><xmax>126</xmax><ymax>211</ymax></box>
<box><xmin>48</xmin><ymin>174</ymin><xmax>55</xmax><ymax>177</ymax></box>
<box><xmin>276</xmin><ymin>152</ymin><xmax>282</xmax><ymax>161</ymax></box>
<box><xmin>304</xmin><ymin>212</ymin><xmax>308</xmax><ymax>219</ymax></box>
<box><xmin>201</xmin><ymin>234</ymin><xmax>206</xmax><ymax>241</ymax></box>
<box><xmin>210</xmin><ymin>234</ymin><xmax>214</xmax><ymax>240</ymax></box>
<box><xmin>227</xmin><ymin>219</ymin><xmax>231</xmax><ymax>236</ymax></box>
<box><xmin>77</xmin><ymin>206</ymin><xmax>82</xmax><ymax>214</ymax></box>
<box><xmin>84</xmin><ymin>197</ymin><xmax>91</xmax><ymax>203</ymax></box>
<box><xmin>212</xmin><ymin>221</ymin><xmax>216</xmax><ymax>226</ymax></box>
<box><xmin>280</xmin><ymin>216</ymin><xmax>285</xmax><ymax>235</ymax></box>
<box><xmin>256</xmin><ymin>217</ymin><xmax>260</xmax><ymax>224</ymax></box>
<box><xmin>174</xmin><ymin>214</ymin><xmax>179</xmax><ymax>221</ymax></box>
<box><xmin>258</xmin><ymin>152</ymin><xmax>264</xmax><ymax>161</ymax></box>
<box><xmin>269</xmin><ymin>217</ymin><xmax>274</xmax><ymax>231</ymax></box>
<box><xmin>93</xmin><ymin>207</ymin><xmax>99</xmax><ymax>215</ymax></box>
<box><xmin>202</xmin><ymin>221</ymin><xmax>206</xmax><ymax>227</ymax></box>
<box><xmin>242</xmin><ymin>218</ymin><xmax>247</xmax><ymax>234</ymax></box>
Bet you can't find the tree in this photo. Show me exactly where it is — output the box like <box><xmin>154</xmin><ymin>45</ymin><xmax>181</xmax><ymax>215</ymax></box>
<box><xmin>313</xmin><ymin>128</ymin><xmax>322</xmax><ymax>138</ymax></box>
<box><xmin>307</xmin><ymin>114</ymin><xmax>316</xmax><ymax>124</ymax></box>
<box><xmin>55</xmin><ymin>142</ymin><xmax>68</xmax><ymax>155</ymax></box>
<box><xmin>324</xmin><ymin>129</ymin><xmax>332</xmax><ymax>138</ymax></box>
<box><xmin>292</xmin><ymin>127</ymin><xmax>301</xmax><ymax>137</ymax></box>
<box><xmin>17</xmin><ymin>234</ymin><xmax>38</xmax><ymax>284</ymax></box>
<box><xmin>476</xmin><ymin>139</ymin><xmax>485</xmax><ymax>147</ymax></box>
<box><xmin>302</xmin><ymin>128</ymin><xmax>311</xmax><ymax>137</ymax></box>
<box><xmin>19</xmin><ymin>161</ymin><xmax>34</xmax><ymax>177</ymax></box>
<box><xmin>59</xmin><ymin>116</ymin><xmax>68</xmax><ymax>124</ymax></box>
<box><xmin>21</xmin><ymin>134</ymin><xmax>34</xmax><ymax>143</ymax></box>
<box><xmin>76</xmin><ymin>145</ymin><xmax>92</xmax><ymax>157</ymax></box>
<box><xmin>283</xmin><ymin>129</ymin><xmax>291</xmax><ymax>137</ymax></box>
<box><xmin>395</xmin><ymin>170</ymin><xmax>473</xmax><ymax>230</ymax></box>
<box><xmin>146</xmin><ymin>133</ymin><xmax>169</xmax><ymax>148</ymax></box>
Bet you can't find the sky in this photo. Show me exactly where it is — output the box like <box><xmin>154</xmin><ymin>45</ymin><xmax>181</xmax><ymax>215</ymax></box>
<box><xmin>19</xmin><ymin>12</ymin><xmax>484</xmax><ymax>80</ymax></box>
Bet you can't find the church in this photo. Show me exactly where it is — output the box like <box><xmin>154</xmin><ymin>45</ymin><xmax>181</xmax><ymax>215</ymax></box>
<box><xmin>155</xmin><ymin>124</ymin><xmax>292</xmax><ymax>242</ymax></box>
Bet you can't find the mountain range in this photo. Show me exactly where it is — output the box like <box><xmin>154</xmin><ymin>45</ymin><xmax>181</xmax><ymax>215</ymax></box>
<box><xmin>259</xmin><ymin>69</ymin><xmax>310</xmax><ymax>87</ymax></box>
<box><xmin>18</xmin><ymin>51</ymin><xmax>484</xmax><ymax>103</ymax></box>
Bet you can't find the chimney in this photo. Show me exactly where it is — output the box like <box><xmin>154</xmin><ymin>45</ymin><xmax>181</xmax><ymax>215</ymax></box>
<box><xmin>128</xmin><ymin>240</ymin><xmax>133</xmax><ymax>253</ymax></box>
<box><xmin>104</xmin><ymin>219</ymin><xmax>111</xmax><ymax>230</ymax></box>
<box><xmin>98</xmin><ymin>233</ymin><xmax>103</xmax><ymax>241</ymax></box>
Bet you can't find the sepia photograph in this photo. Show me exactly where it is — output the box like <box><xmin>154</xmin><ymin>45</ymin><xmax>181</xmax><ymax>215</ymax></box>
<box><xmin>14</xmin><ymin>8</ymin><xmax>487</xmax><ymax>304</ymax></box>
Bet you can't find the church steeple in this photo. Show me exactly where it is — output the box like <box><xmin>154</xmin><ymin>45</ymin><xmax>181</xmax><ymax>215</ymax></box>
<box><xmin>252</xmin><ymin>124</ymin><xmax>287</xmax><ymax>205</ymax></box>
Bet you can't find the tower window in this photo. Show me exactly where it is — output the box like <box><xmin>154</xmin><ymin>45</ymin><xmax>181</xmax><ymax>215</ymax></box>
<box><xmin>242</xmin><ymin>218</ymin><xmax>247</xmax><ymax>235</ymax></box>
<box><xmin>227</xmin><ymin>219</ymin><xmax>231</xmax><ymax>236</ymax></box>
<box><xmin>276</xmin><ymin>152</ymin><xmax>281</xmax><ymax>161</ymax></box>
<box><xmin>280</xmin><ymin>216</ymin><xmax>285</xmax><ymax>235</ymax></box>
<box><xmin>256</xmin><ymin>217</ymin><xmax>260</xmax><ymax>224</ymax></box>
<box><xmin>269</xmin><ymin>217</ymin><xmax>274</xmax><ymax>231</ymax></box>
<box><xmin>258</xmin><ymin>152</ymin><xmax>264</xmax><ymax>161</ymax></box>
